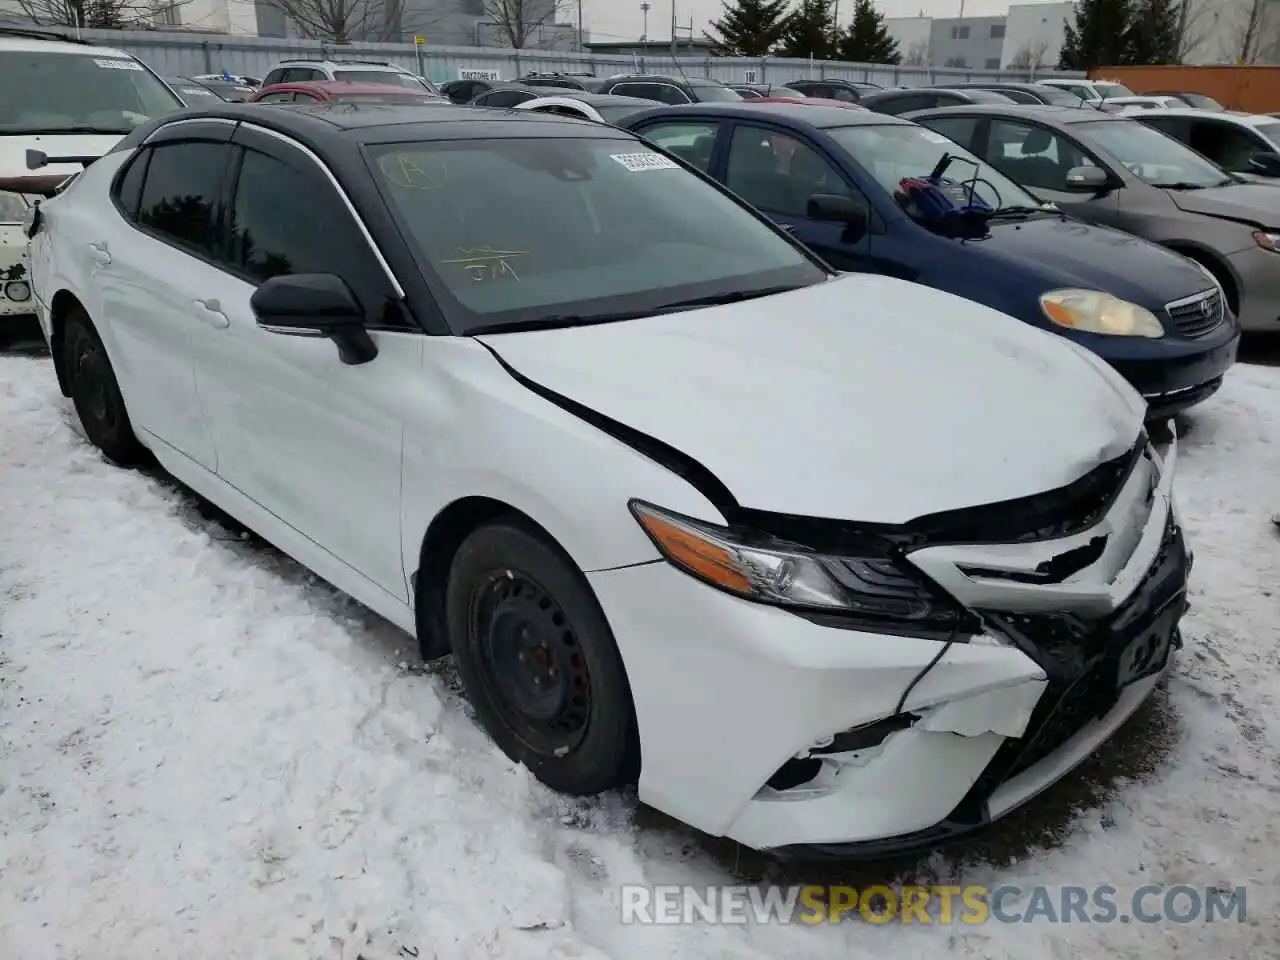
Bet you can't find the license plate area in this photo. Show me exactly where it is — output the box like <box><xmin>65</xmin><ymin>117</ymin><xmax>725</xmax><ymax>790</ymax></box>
<box><xmin>1114</xmin><ymin>593</ymin><xmax>1182</xmax><ymax>690</ymax></box>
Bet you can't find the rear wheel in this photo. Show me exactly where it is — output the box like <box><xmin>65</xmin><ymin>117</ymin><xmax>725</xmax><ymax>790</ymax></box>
<box><xmin>62</xmin><ymin>307</ymin><xmax>145</xmax><ymax>465</ymax></box>
<box><xmin>446</xmin><ymin>520</ymin><xmax>639</xmax><ymax>794</ymax></box>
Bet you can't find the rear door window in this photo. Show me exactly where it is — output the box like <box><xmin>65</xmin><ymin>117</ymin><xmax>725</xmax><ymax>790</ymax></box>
<box><xmin>136</xmin><ymin>140</ymin><xmax>231</xmax><ymax>257</ymax></box>
<box><xmin>636</xmin><ymin>120</ymin><xmax>721</xmax><ymax>172</ymax></box>
<box><xmin>921</xmin><ymin>115</ymin><xmax>980</xmax><ymax>150</ymax></box>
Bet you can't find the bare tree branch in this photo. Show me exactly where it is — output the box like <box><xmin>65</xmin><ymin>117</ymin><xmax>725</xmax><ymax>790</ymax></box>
<box><xmin>1174</xmin><ymin>0</ymin><xmax>1213</xmax><ymax>60</ymax></box>
<box><xmin>1224</xmin><ymin>0</ymin><xmax>1280</xmax><ymax>62</ymax></box>
<box><xmin>1007</xmin><ymin>36</ymin><xmax>1050</xmax><ymax>70</ymax></box>
<box><xmin>902</xmin><ymin>38</ymin><xmax>930</xmax><ymax>65</ymax></box>
<box><xmin>13</xmin><ymin>0</ymin><xmax>191</xmax><ymax>29</ymax></box>
<box><xmin>481</xmin><ymin>0</ymin><xmax>572</xmax><ymax>49</ymax></box>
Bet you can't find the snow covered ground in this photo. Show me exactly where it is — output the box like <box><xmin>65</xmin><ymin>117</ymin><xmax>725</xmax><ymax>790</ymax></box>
<box><xmin>1</xmin><ymin>351</ymin><xmax>1278</xmax><ymax>960</ymax></box>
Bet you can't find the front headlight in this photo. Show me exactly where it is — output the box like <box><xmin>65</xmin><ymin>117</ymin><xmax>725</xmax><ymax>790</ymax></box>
<box><xmin>629</xmin><ymin>500</ymin><xmax>969</xmax><ymax>637</ymax></box>
<box><xmin>0</xmin><ymin>190</ymin><xmax>29</xmax><ymax>225</ymax></box>
<box><xmin>1040</xmin><ymin>288</ymin><xmax>1165</xmax><ymax>338</ymax></box>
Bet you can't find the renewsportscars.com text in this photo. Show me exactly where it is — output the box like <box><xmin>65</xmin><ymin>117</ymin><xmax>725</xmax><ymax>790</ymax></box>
<box><xmin>620</xmin><ymin>884</ymin><xmax>1247</xmax><ymax>925</ymax></box>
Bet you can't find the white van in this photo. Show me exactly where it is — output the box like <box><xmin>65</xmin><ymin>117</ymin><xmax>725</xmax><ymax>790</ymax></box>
<box><xmin>0</xmin><ymin>27</ymin><xmax>184</xmax><ymax>322</ymax></box>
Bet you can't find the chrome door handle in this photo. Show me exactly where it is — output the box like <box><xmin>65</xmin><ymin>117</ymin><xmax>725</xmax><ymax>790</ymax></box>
<box><xmin>192</xmin><ymin>298</ymin><xmax>230</xmax><ymax>329</ymax></box>
<box><xmin>87</xmin><ymin>241</ymin><xmax>111</xmax><ymax>266</ymax></box>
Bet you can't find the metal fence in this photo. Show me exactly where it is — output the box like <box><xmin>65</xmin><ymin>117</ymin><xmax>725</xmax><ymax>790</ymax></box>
<box><xmin>18</xmin><ymin>26</ymin><xmax>1084</xmax><ymax>87</ymax></box>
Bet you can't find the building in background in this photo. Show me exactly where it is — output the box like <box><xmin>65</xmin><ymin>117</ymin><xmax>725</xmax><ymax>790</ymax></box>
<box><xmin>0</xmin><ymin>0</ymin><xmax>577</xmax><ymax>46</ymax></box>
<box><xmin>1001</xmin><ymin>1</ymin><xmax>1071</xmax><ymax>69</ymax></box>
<box><xmin>885</xmin><ymin>3</ymin><xmax>1068</xmax><ymax>71</ymax></box>
<box><xmin>885</xmin><ymin>15</ymin><xmax>931</xmax><ymax>65</ymax></box>
<box><xmin>929</xmin><ymin>14</ymin><xmax>1005</xmax><ymax>69</ymax></box>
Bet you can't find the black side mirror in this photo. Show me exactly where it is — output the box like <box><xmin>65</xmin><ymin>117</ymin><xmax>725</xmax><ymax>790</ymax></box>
<box><xmin>249</xmin><ymin>273</ymin><xmax>377</xmax><ymax>365</ymax></box>
<box><xmin>1064</xmin><ymin>165</ymin><xmax>1111</xmax><ymax>192</ymax></box>
<box><xmin>807</xmin><ymin>192</ymin><xmax>868</xmax><ymax>234</ymax></box>
<box><xmin>1249</xmin><ymin>151</ymin><xmax>1280</xmax><ymax>177</ymax></box>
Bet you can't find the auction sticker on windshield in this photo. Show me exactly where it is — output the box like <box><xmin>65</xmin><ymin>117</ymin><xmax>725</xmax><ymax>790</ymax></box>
<box><xmin>94</xmin><ymin>58</ymin><xmax>143</xmax><ymax>70</ymax></box>
<box><xmin>611</xmin><ymin>152</ymin><xmax>680</xmax><ymax>172</ymax></box>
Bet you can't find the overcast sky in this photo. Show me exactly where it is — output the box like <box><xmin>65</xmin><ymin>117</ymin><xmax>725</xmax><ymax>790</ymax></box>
<box><xmin>578</xmin><ymin>0</ymin><xmax>1057</xmax><ymax>43</ymax></box>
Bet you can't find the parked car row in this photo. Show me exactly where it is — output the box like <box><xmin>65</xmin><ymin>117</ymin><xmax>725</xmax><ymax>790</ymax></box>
<box><xmin>0</xmin><ymin>26</ymin><xmax>1251</xmax><ymax>862</ymax></box>
<box><xmin>24</xmin><ymin>90</ymin><xmax>1194</xmax><ymax>862</ymax></box>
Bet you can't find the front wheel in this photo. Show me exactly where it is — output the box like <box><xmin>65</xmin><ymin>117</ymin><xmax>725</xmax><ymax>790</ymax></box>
<box><xmin>61</xmin><ymin>307</ymin><xmax>145</xmax><ymax>465</ymax></box>
<box><xmin>446</xmin><ymin>520</ymin><xmax>640</xmax><ymax>795</ymax></box>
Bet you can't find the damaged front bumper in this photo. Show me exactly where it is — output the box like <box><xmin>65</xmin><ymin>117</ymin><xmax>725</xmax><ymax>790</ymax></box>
<box><xmin>589</xmin><ymin>432</ymin><xmax>1187</xmax><ymax>856</ymax></box>
<box><xmin>0</xmin><ymin>221</ymin><xmax>34</xmax><ymax>317</ymax></box>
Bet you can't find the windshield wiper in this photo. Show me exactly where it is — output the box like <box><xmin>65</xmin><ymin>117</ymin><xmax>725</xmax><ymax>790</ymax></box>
<box><xmin>467</xmin><ymin>285</ymin><xmax>809</xmax><ymax>335</ymax></box>
<box><xmin>649</xmin><ymin>284</ymin><xmax>808</xmax><ymax>313</ymax></box>
<box><xmin>1150</xmin><ymin>181</ymin><xmax>1208</xmax><ymax>190</ymax></box>
<box><xmin>0</xmin><ymin>125</ymin><xmax>132</xmax><ymax>136</ymax></box>
<box><xmin>988</xmin><ymin>205</ymin><xmax>1050</xmax><ymax>219</ymax></box>
<box><xmin>469</xmin><ymin>311</ymin><xmax>659</xmax><ymax>335</ymax></box>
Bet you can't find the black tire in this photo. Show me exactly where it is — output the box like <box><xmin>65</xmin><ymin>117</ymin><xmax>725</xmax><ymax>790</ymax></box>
<box><xmin>61</xmin><ymin>307</ymin><xmax>146</xmax><ymax>466</ymax></box>
<box><xmin>446</xmin><ymin>519</ymin><xmax>640</xmax><ymax>795</ymax></box>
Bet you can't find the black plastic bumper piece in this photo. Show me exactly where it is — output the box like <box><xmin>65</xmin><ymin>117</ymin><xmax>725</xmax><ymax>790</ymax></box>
<box><xmin>769</xmin><ymin>519</ymin><xmax>1189</xmax><ymax>863</ymax></box>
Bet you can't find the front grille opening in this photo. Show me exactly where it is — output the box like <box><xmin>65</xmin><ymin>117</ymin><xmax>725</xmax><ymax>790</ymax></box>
<box><xmin>767</xmin><ymin>758</ymin><xmax>822</xmax><ymax>791</ymax></box>
<box><xmin>764</xmin><ymin>715</ymin><xmax>919</xmax><ymax>792</ymax></box>
<box><xmin>1166</xmin><ymin>288</ymin><xmax>1224</xmax><ymax>339</ymax></box>
<box><xmin>970</xmin><ymin>516</ymin><xmax>1187</xmax><ymax>793</ymax></box>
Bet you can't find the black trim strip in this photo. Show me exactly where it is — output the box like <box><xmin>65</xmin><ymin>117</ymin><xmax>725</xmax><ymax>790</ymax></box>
<box><xmin>477</xmin><ymin>341</ymin><xmax>740</xmax><ymax>518</ymax></box>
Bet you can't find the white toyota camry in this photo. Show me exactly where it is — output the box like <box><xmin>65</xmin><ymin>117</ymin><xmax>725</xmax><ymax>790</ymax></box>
<box><xmin>26</xmin><ymin>101</ymin><xmax>1190</xmax><ymax>857</ymax></box>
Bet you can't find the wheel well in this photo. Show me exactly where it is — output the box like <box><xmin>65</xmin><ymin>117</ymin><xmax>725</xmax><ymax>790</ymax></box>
<box><xmin>48</xmin><ymin>290</ymin><xmax>84</xmax><ymax>397</ymax></box>
<box><xmin>413</xmin><ymin>497</ymin><xmax>567</xmax><ymax>661</ymax></box>
<box><xmin>1165</xmin><ymin>245</ymin><xmax>1239</xmax><ymax>318</ymax></box>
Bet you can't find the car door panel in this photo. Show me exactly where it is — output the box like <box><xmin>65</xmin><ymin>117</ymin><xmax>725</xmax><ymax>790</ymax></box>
<box><xmin>978</xmin><ymin>117</ymin><xmax>1124</xmax><ymax>225</ymax></box>
<box><xmin>187</xmin><ymin>135</ymin><xmax>411</xmax><ymax>599</ymax></box>
<box><xmin>721</xmin><ymin>122</ymin><xmax>878</xmax><ymax>274</ymax></box>
<box><xmin>99</xmin><ymin>137</ymin><xmax>233</xmax><ymax>472</ymax></box>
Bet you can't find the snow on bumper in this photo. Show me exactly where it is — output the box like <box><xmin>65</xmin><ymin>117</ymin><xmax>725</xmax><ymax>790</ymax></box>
<box><xmin>0</xmin><ymin>223</ymin><xmax>33</xmax><ymax>317</ymax></box>
<box><xmin>589</xmin><ymin>433</ymin><xmax>1184</xmax><ymax>853</ymax></box>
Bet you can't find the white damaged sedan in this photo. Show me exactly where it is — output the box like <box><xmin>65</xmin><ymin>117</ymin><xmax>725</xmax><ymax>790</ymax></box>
<box><xmin>27</xmin><ymin>102</ymin><xmax>1189</xmax><ymax>857</ymax></box>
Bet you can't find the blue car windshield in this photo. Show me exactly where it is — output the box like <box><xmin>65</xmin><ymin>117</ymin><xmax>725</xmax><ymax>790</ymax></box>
<box><xmin>829</xmin><ymin>123</ymin><xmax>1043</xmax><ymax>211</ymax></box>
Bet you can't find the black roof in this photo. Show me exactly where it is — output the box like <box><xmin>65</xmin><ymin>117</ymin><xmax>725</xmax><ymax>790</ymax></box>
<box><xmin>131</xmin><ymin>101</ymin><xmax>634</xmax><ymax>145</ymax></box>
<box><xmin>618</xmin><ymin>101</ymin><xmax>911</xmax><ymax>130</ymax></box>
<box><xmin>903</xmin><ymin>103</ymin><xmax>1125</xmax><ymax>126</ymax></box>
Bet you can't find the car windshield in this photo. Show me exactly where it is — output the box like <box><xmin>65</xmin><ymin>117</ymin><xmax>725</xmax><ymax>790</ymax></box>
<box><xmin>0</xmin><ymin>52</ymin><xmax>184</xmax><ymax>135</ymax></box>
<box><xmin>828</xmin><ymin>123</ymin><xmax>1043</xmax><ymax>211</ymax></box>
<box><xmin>1035</xmin><ymin>85</ymin><xmax>1088</xmax><ymax>106</ymax></box>
<box><xmin>1075</xmin><ymin>119</ymin><xmax>1233</xmax><ymax>187</ymax></box>
<box><xmin>1094</xmin><ymin>82</ymin><xmax>1135</xmax><ymax>99</ymax></box>
<box><xmin>1183</xmin><ymin>93</ymin><xmax>1224</xmax><ymax>109</ymax></box>
<box><xmin>332</xmin><ymin>69</ymin><xmax>437</xmax><ymax>94</ymax></box>
<box><xmin>1253</xmin><ymin>121</ymin><xmax>1280</xmax><ymax>149</ymax></box>
<box><xmin>691</xmin><ymin>83</ymin><xmax>743</xmax><ymax>102</ymax></box>
<box><xmin>367</xmin><ymin>137</ymin><xmax>825</xmax><ymax>332</ymax></box>
<box><xmin>596</xmin><ymin>103</ymin><xmax>650</xmax><ymax>123</ymax></box>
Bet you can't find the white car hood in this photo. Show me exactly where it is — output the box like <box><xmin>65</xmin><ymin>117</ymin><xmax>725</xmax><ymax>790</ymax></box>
<box><xmin>0</xmin><ymin>133</ymin><xmax>124</xmax><ymax>190</ymax></box>
<box><xmin>478</xmin><ymin>275</ymin><xmax>1146</xmax><ymax>524</ymax></box>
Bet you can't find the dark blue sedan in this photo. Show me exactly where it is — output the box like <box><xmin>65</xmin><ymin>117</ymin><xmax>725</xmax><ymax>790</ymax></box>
<box><xmin>618</xmin><ymin>102</ymin><xmax>1239</xmax><ymax>419</ymax></box>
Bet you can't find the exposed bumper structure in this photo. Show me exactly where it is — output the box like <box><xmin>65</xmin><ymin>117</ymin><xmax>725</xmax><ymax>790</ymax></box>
<box><xmin>0</xmin><ymin>224</ymin><xmax>33</xmax><ymax>318</ymax></box>
<box><xmin>590</xmin><ymin>433</ymin><xmax>1187</xmax><ymax>856</ymax></box>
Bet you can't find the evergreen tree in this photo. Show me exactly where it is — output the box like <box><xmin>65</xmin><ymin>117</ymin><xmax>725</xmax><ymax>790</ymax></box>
<box><xmin>1124</xmin><ymin>0</ymin><xmax>1181</xmax><ymax>63</ymax></box>
<box><xmin>837</xmin><ymin>0</ymin><xmax>901</xmax><ymax>64</ymax></box>
<box><xmin>777</xmin><ymin>0</ymin><xmax>838</xmax><ymax>60</ymax></box>
<box><xmin>706</xmin><ymin>0</ymin><xmax>792</xmax><ymax>55</ymax></box>
<box><xmin>1059</xmin><ymin>0</ymin><xmax>1133</xmax><ymax>69</ymax></box>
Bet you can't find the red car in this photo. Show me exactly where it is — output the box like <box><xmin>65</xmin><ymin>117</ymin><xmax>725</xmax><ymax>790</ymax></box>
<box><xmin>250</xmin><ymin>80</ymin><xmax>447</xmax><ymax>106</ymax></box>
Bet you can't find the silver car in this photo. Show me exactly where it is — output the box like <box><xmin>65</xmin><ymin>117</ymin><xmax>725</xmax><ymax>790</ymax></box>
<box><xmin>907</xmin><ymin>104</ymin><xmax>1280</xmax><ymax>331</ymax></box>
